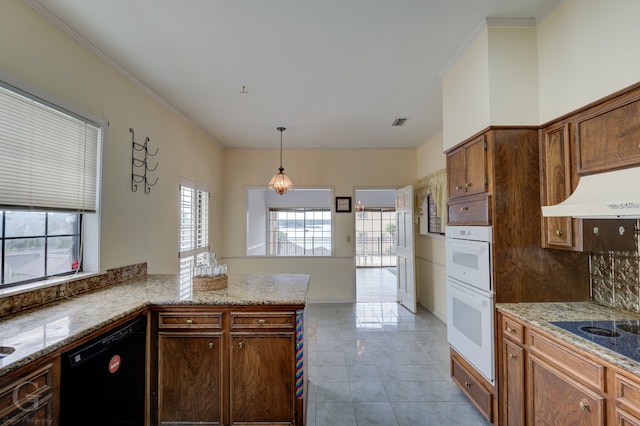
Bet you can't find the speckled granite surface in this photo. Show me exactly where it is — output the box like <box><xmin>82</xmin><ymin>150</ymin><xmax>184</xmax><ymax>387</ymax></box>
<box><xmin>0</xmin><ymin>273</ymin><xmax>309</xmax><ymax>376</ymax></box>
<box><xmin>497</xmin><ymin>301</ymin><xmax>640</xmax><ymax>375</ymax></box>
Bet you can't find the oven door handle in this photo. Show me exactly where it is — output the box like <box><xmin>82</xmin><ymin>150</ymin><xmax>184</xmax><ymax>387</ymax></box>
<box><xmin>447</xmin><ymin>239</ymin><xmax>488</xmax><ymax>253</ymax></box>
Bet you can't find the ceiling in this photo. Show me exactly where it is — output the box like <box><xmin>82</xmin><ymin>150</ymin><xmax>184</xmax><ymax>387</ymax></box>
<box><xmin>28</xmin><ymin>0</ymin><xmax>561</xmax><ymax>150</ymax></box>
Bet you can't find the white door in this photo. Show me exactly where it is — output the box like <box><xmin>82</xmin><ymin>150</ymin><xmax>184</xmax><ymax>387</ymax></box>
<box><xmin>395</xmin><ymin>185</ymin><xmax>416</xmax><ymax>313</ymax></box>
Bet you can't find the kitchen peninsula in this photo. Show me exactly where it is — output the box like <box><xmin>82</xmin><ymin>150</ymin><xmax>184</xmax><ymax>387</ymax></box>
<box><xmin>0</xmin><ymin>272</ymin><xmax>309</xmax><ymax>425</ymax></box>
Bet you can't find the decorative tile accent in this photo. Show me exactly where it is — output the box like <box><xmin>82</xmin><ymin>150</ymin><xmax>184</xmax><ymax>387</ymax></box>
<box><xmin>0</xmin><ymin>263</ymin><xmax>147</xmax><ymax>317</ymax></box>
<box><xmin>590</xmin><ymin>225</ymin><xmax>640</xmax><ymax>314</ymax></box>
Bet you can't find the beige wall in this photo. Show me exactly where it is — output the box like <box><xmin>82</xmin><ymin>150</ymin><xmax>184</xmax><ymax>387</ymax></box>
<box><xmin>221</xmin><ymin>149</ymin><xmax>416</xmax><ymax>302</ymax></box>
<box><xmin>537</xmin><ymin>0</ymin><xmax>640</xmax><ymax>122</ymax></box>
<box><xmin>0</xmin><ymin>0</ymin><xmax>224</xmax><ymax>274</ymax></box>
<box><xmin>415</xmin><ymin>132</ymin><xmax>447</xmax><ymax>322</ymax></box>
<box><xmin>442</xmin><ymin>29</ymin><xmax>490</xmax><ymax>151</ymax></box>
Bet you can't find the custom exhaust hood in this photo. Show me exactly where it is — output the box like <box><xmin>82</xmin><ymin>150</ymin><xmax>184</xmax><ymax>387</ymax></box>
<box><xmin>542</xmin><ymin>167</ymin><xmax>640</xmax><ymax>219</ymax></box>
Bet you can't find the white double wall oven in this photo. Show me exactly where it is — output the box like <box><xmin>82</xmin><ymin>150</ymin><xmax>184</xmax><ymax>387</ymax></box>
<box><xmin>445</xmin><ymin>225</ymin><xmax>495</xmax><ymax>384</ymax></box>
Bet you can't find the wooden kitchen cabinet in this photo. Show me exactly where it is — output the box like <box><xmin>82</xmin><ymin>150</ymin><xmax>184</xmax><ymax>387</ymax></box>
<box><xmin>575</xmin><ymin>91</ymin><xmax>640</xmax><ymax>175</ymax></box>
<box><xmin>229</xmin><ymin>310</ymin><xmax>297</xmax><ymax>425</ymax></box>
<box><xmin>539</xmin><ymin>123</ymin><xmax>580</xmax><ymax>250</ymax></box>
<box><xmin>447</xmin><ymin>134</ymin><xmax>487</xmax><ymax>200</ymax></box>
<box><xmin>500</xmin><ymin>313</ymin><xmax>527</xmax><ymax>426</ymax></box>
<box><xmin>528</xmin><ymin>354</ymin><xmax>605</xmax><ymax>425</ymax></box>
<box><xmin>450</xmin><ymin>348</ymin><xmax>495</xmax><ymax>423</ymax></box>
<box><xmin>0</xmin><ymin>358</ymin><xmax>58</xmax><ymax>426</ymax></box>
<box><xmin>152</xmin><ymin>306</ymin><xmax>304</xmax><ymax>426</ymax></box>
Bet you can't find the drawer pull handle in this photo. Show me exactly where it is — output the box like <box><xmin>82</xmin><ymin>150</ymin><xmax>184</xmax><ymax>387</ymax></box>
<box><xmin>464</xmin><ymin>381</ymin><xmax>471</xmax><ymax>388</ymax></box>
<box><xmin>238</xmin><ymin>342</ymin><xmax>244</xmax><ymax>349</ymax></box>
<box><xmin>460</xmin><ymin>207</ymin><xmax>468</xmax><ymax>212</ymax></box>
<box><xmin>509</xmin><ymin>353</ymin><xmax>518</xmax><ymax>360</ymax></box>
<box><xmin>186</xmin><ymin>319</ymin><xmax>193</xmax><ymax>324</ymax></box>
<box><xmin>578</xmin><ymin>400</ymin><xmax>590</xmax><ymax>412</ymax></box>
<box><xmin>258</xmin><ymin>319</ymin><xmax>266</xmax><ymax>325</ymax></box>
<box><xmin>208</xmin><ymin>342</ymin><xmax>213</xmax><ymax>349</ymax></box>
<box><xmin>506</xmin><ymin>326</ymin><xmax>515</xmax><ymax>333</ymax></box>
<box><xmin>465</xmin><ymin>182</ymin><xmax>472</xmax><ymax>188</ymax></box>
<box><xmin>555</xmin><ymin>229</ymin><xmax>563</xmax><ymax>237</ymax></box>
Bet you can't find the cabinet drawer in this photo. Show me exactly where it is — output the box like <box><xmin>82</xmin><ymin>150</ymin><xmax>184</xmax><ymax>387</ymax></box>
<box><xmin>0</xmin><ymin>363</ymin><xmax>53</xmax><ymax>420</ymax></box>
<box><xmin>158</xmin><ymin>312</ymin><xmax>223</xmax><ymax>329</ymax></box>
<box><xmin>615</xmin><ymin>372</ymin><xmax>640</xmax><ymax>420</ymax></box>
<box><xmin>501</xmin><ymin>316</ymin><xmax>524</xmax><ymax>344</ymax></box>
<box><xmin>529</xmin><ymin>330</ymin><xmax>605</xmax><ymax>392</ymax></box>
<box><xmin>230</xmin><ymin>312</ymin><xmax>295</xmax><ymax>330</ymax></box>
<box><xmin>447</xmin><ymin>195</ymin><xmax>490</xmax><ymax>225</ymax></box>
<box><xmin>451</xmin><ymin>352</ymin><xmax>493</xmax><ymax>422</ymax></box>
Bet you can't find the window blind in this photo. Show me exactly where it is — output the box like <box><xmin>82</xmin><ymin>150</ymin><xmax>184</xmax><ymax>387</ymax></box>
<box><xmin>0</xmin><ymin>82</ymin><xmax>101</xmax><ymax>212</ymax></box>
<box><xmin>179</xmin><ymin>180</ymin><xmax>209</xmax><ymax>258</ymax></box>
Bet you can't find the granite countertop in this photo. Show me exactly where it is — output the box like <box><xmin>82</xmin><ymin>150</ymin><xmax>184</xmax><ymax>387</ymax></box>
<box><xmin>0</xmin><ymin>273</ymin><xmax>309</xmax><ymax>376</ymax></box>
<box><xmin>497</xmin><ymin>301</ymin><xmax>640</xmax><ymax>376</ymax></box>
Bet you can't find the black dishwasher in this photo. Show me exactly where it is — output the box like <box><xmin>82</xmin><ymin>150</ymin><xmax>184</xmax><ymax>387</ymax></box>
<box><xmin>60</xmin><ymin>315</ymin><xmax>146</xmax><ymax>425</ymax></box>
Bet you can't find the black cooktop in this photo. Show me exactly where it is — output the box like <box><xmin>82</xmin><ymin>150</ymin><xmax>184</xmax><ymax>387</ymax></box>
<box><xmin>550</xmin><ymin>319</ymin><xmax>640</xmax><ymax>363</ymax></box>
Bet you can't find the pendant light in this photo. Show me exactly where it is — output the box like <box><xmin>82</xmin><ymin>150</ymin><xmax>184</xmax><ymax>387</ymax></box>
<box><xmin>268</xmin><ymin>127</ymin><xmax>294</xmax><ymax>195</ymax></box>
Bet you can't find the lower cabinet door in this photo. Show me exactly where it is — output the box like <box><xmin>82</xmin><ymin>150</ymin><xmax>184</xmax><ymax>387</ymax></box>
<box><xmin>230</xmin><ymin>333</ymin><xmax>295</xmax><ymax>425</ymax></box>
<box><xmin>158</xmin><ymin>332</ymin><xmax>223</xmax><ymax>425</ymax></box>
<box><xmin>529</xmin><ymin>354</ymin><xmax>605</xmax><ymax>426</ymax></box>
<box><xmin>503</xmin><ymin>339</ymin><xmax>526</xmax><ymax>426</ymax></box>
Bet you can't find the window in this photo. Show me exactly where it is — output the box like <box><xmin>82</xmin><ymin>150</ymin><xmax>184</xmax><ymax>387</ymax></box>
<box><xmin>427</xmin><ymin>193</ymin><xmax>443</xmax><ymax>234</ymax></box>
<box><xmin>0</xmin><ymin>80</ymin><xmax>102</xmax><ymax>288</ymax></box>
<box><xmin>246</xmin><ymin>187</ymin><xmax>332</xmax><ymax>256</ymax></box>
<box><xmin>1</xmin><ymin>211</ymin><xmax>81</xmax><ymax>285</ymax></box>
<box><xmin>179</xmin><ymin>179</ymin><xmax>210</xmax><ymax>277</ymax></box>
<box><xmin>268</xmin><ymin>208</ymin><xmax>331</xmax><ymax>256</ymax></box>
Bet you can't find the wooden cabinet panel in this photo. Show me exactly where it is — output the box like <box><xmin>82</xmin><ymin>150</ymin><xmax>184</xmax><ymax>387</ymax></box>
<box><xmin>447</xmin><ymin>194</ymin><xmax>490</xmax><ymax>225</ymax></box>
<box><xmin>158</xmin><ymin>312</ymin><xmax>222</xmax><ymax>329</ymax></box>
<box><xmin>615</xmin><ymin>372</ymin><xmax>640</xmax><ymax>423</ymax></box>
<box><xmin>447</xmin><ymin>135</ymin><xmax>487</xmax><ymax>200</ymax></box>
<box><xmin>529</xmin><ymin>331</ymin><xmax>605</xmax><ymax>393</ymax></box>
<box><xmin>450</xmin><ymin>349</ymin><xmax>493</xmax><ymax>423</ymax></box>
<box><xmin>158</xmin><ymin>332</ymin><xmax>223</xmax><ymax>425</ymax></box>
<box><xmin>540</xmin><ymin>123</ymin><xmax>575</xmax><ymax>249</ymax></box>
<box><xmin>529</xmin><ymin>354</ymin><xmax>605</xmax><ymax>426</ymax></box>
<box><xmin>230</xmin><ymin>333</ymin><xmax>295</xmax><ymax>425</ymax></box>
<box><xmin>230</xmin><ymin>311</ymin><xmax>295</xmax><ymax>330</ymax></box>
<box><xmin>503</xmin><ymin>339</ymin><xmax>526</xmax><ymax>426</ymax></box>
<box><xmin>501</xmin><ymin>315</ymin><xmax>525</xmax><ymax>344</ymax></box>
<box><xmin>0</xmin><ymin>361</ymin><xmax>56</xmax><ymax>426</ymax></box>
<box><xmin>576</xmin><ymin>96</ymin><xmax>640</xmax><ymax>174</ymax></box>
<box><xmin>464</xmin><ymin>135</ymin><xmax>488</xmax><ymax>197</ymax></box>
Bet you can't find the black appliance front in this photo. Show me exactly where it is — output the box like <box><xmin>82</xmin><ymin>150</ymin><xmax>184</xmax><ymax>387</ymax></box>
<box><xmin>60</xmin><ymin>315</ymin><xmax>146</xmax><ymax>425</ymax></box>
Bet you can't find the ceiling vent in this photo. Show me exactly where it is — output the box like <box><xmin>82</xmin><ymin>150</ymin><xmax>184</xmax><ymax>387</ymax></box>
<box><xmin>392</xmin><ymin>117</ymin><xmax>408</xmax><ymax>127</ymax></box>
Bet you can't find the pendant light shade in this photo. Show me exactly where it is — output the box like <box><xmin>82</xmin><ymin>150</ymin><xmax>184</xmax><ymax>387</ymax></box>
<box><xmin>268</xmin><ymin>127</ymin><xmax>294</xmax><ymax>195</ymax></box>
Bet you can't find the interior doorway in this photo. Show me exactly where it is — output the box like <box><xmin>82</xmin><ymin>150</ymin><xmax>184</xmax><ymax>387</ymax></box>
<box><xmin>354</xmin><ymin>189</ymin><xmax>397</xmax><ymax>302</ymax></box>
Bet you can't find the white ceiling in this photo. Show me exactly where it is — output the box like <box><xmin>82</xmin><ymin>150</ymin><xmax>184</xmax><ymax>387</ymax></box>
<box><xmin>28</xmin><ymin>0</ymin><xmax>561</xmax><ymax>150</ymax></box>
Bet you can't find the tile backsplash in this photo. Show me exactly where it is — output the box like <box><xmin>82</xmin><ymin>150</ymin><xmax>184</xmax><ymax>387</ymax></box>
<box><xmin>591</xmin><ymin>226</ymin><xmax>640</xmax><ymax>313</ymax></box>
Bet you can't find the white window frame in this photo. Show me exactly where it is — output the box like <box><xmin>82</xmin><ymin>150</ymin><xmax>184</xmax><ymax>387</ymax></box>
<box><xmin>179</xmin><ymin>178</ymin><xmax>210</xmax><ymax>274</ymax></box>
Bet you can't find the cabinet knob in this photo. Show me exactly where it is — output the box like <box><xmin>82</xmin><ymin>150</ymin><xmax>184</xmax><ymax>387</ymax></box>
<box><xmin>506</xmin><ymin>326</ymin><xmax>515</xmax><ymax>333</ymax></box>
<box><xmin>455</xmin><ymin>185</ymin><xmax>461</xmax><ymax>191</ymax></box>
<box><xmin>465</xmin><ymin>182</ymin><xmax>472</xmax><ymax>188</ymax></box>
<box><xmin>555</xmin><ymin>229</ymin><xmax>563</xmax><ymax>237</ymax></box>
<box><xmin>464</xmin><ymin>381</ymin><xmax>471</xmax><ymax>388</ymax></box>
<box><xmin>208</xmin><ymin>342</ymin><xmax>213</xmax><ymax>349</ymax></box>
<box><xmin>186</xmin><ymin>319</ymin><xmax>193</xmax><ymax>324</ymax></box>
<box><xmin>460</xmin><ymin>207</ymin><xmax>468</xmax><ymax>212</ymax></box>
<box><xmin>238</xmin><ymin>342</ymin><xmax>244</xmax><ymax>349</ymax></box>
<box><xmin>578</xmin><ymin>400</ymin><xmax>590</xmax><ymax>412</ymax></box>
<box><xmin>258</xmin><ymin>319</ymin><xmax>266</xmax><ymax>325</ymax></box>
<box><xmin>509</xmin><ymin>353</ymin><xmax>518</xmax><ymax>360</ymax></box>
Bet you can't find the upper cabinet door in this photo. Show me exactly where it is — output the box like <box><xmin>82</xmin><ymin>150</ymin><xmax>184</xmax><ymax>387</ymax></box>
<box><xmin>576</xmin><ymin>94</ymin><xmax>640</xmax><ymax>174</ymax></box>
<box><xmin>464</xmin><ymin>135</ymin><xmax>487</xmax><ymax>197</ymax></box>
<box><xmin>447</xmin><ymin>135</ymin><xmax>487</xmax><ymax>199</ymax></box>
<box><xmin>540</xmin><ymin>124</ymin><xmax>575</xmax><ymax>249</ymax></box>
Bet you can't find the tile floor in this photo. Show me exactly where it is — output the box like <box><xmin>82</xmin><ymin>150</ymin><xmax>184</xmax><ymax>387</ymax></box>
<box><xmin>356</xmin><ymin>267</ymin><xmax>398</xmax><ymax>303</ymax></box>
<box><xmin>304</xmin><ymin>302</ymin><xmax>491</xmax><ymax>426</ymax></box>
